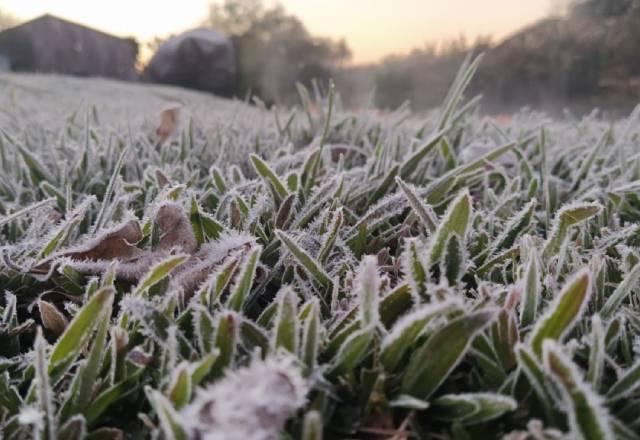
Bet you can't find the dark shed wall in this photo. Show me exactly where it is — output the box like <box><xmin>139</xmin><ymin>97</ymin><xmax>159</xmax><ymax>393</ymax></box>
<box><xmin>0</xmin><ymin>27</ymin><xmax>37</xmax><ymax>70</ymax></box>
<box><xmin>0</xmin><ymin>15</ymin><xmax>138</xmax><ymax>80</ymax></box>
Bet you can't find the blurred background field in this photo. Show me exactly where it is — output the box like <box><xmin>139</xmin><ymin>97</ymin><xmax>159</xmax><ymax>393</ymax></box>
<box><xmin>1</xmin><ymin>0</ymin><xmax>639</xmax><ymax>117</ymax></box>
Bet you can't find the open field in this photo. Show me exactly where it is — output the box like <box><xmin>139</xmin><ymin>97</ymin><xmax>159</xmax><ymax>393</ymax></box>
<box><xmin>1</xmin><ymin>57</ymin><xmax>640</xmax><ymax>439</ymax></box>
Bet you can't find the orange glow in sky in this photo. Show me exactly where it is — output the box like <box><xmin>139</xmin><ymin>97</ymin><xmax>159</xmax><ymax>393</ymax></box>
<box><xmin>2</xmin><ymin>0</ymin><xmax>554</xmax><ymax>64</ymax></box>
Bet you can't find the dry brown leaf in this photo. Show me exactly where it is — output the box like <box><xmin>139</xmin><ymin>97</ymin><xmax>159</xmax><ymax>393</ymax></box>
<box><xmin>38</xmin><ymin>299</ymin><xmax>69</xmax><ymax>336</ymax></box>
<box><xmin>154</xmin><ymin>169</ymin><xmax>170</xmax><ymax>188</ymax></box>
<box><xmin>156</xmin><ymin>106</ymin><xmax>180</xmax><ymax>142</ymax></box>
<box><xmin>64</xmin><ymin>220</ymin><xmax>144</xmax><ymax>261</ymax></box>
<box><xmin>32</xmin><ymin>220</ymin><xmax>144</xmax><ymax>275</ymax></box>
<box><xmin>155</xmin><ymin>202</ymin><xmax>198</xmax><ymax>254</ymax></box>
<box><xmin>26</xmin><ymin>202</ymin><xmax>228</xmax><ymax>297</ymax></box>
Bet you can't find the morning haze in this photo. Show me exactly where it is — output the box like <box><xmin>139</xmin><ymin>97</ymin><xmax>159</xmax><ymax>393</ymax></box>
<box><xmin>3</xmin><ymin>0</ymin><xmax>553</xmax><ymax>64</ymax></box>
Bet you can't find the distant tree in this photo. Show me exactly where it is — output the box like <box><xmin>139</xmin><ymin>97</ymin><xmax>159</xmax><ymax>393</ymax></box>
<box><xmin>373</xmin><ymin>36</ymin><xmax>491</xmax><ymax>110</ymax></box>
<box><xmin>207</xmin><ymin>0</ymin><xmax>263</xmax><ymax>35</ymax></box>
<box><xmin>570</xmin><ymin>0</ymin><xmax>638</xmax><ymax>17</ymax></box>
<box><xmin>204</xmin><ymin>0</ymin><xmax>351</xmax><ymax>104</ymax></box>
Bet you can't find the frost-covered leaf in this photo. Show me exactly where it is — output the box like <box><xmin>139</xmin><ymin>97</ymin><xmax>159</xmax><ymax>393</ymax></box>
<box><xmin>396</xmin><ymin>177</ymin><xmax>437</xmax><ymax>232</ymax></box>
<box><xmin>401</xmin><ymin>309</ymin><xmax>497</xmax><ymax>399</ymax></box>
<box><xmin>587</xmin><ymin>315</ymin><xmax>605</xmax><ymax>391</ymax></box>
<box><xmin>273</xmin><ymin>287</ymin><xmax>299</xmax><ymax>353</ymax></box>
<box><xmin>606</xmin><ymin>361</ymin><xmax>640</xmax><ymax>402</ymax></box>
<box><xmin>529</xmin><ymin>269</ymin><xmax>591</xmax><ymax>357</ymax></box>
<box><xmin>317</xmin><ymin>207</ymin><xmax>342</xmax><ymax>265</ymax></box>
<box><xmin>34</xmin><ymin>328</ymin><xmax>56</xmax><ymax>440</ymax></box>
<box><xmin>330</xmin><ymin>326</ymin><xmax>374</xmax><ymax>378</ymax></box>
<box><xmin>301</xmin><ymin>299</ymin><xmax>321</xmax><ymax>372</ymax></box>
<box><xmin>133</xmin><ymin>254</ymin><xmax>189</xmax><ymax>296</ymax></box>
<box><xmin>494</xmin><ymin>199</ymin><xmax>536</xmax><ymax>251</ymax></box>
<box><xmin>543</xmin><ymin>202</ymin><xmax>602</xmax><ymax>259</ymax></box>
<box><xmin>520</xmin><ymin>248</ymin><xmax>541</xmax><ymax>327</ymax></box>
<box><xmin>302</xmin><ymin>411</ymin><xmax>323</xmax><ymax>440</ymax></box>
<box><xmin>430</xmin><ymin>190</ymin><xmax>472</xmax><ymax>264</ymax></box>
<box><xmin>431</xmin><ymin>393</ymin><xmax>517</xmax><ymax>425</ymax></box>
<box><xmin>59</xmin><ymin>298</ymin><xmax>111</xmax><ymax>420</ymax></box>
<box><xmin>49</xmin><ymin>287</ymin><xmax>114</xmax><ymax>380</ymax></box>
<box><xmin>145</xmin><ymin>387</ymin><xmax>187</xmax><ymax>440</ymax></box>
<box><xmin>543</xmin><ymin>340</ymin><xmax>614</xmax><ymax>440</ymax></box>
<box><xmin>381</xmin><ymin>300</ymin><xmax>459</xmax><ymax>372</ymax></box>
<box><xmin>251</xmin><ymin>153</ymin><xmax>289</xmax><ymax>200</ymax></box>
<box><xmin>210</xmin><ymin>311</ymin><xmax>239</xmax><ymax>377</ymax></box>
<box><xmin>276</xmin><ymin>229</ymin><xmax>332</xmax><ymax>289</ymax></box>
<box><xmin>355</xmin><ymin>255</ymin><xmax>380</xmax><ymax>328</ymax></box>
<box><xmin>225</xmin><ymin>246</ymin><xmax>261</xmax><ymax>312</ymax></box>
<box><xmin>443</xmin><ymin>233</ymin><xmax>465</xmax><ymax>286</ymax></box>
<box><xmin>601</xmin><ymin>261</ymin><xmax>640</xmax><ymax>320</ymax></box>
<box><xmin>166</xmin><ymin>363</ymin><xmax>192</xmax><ymax>409</ymax></box>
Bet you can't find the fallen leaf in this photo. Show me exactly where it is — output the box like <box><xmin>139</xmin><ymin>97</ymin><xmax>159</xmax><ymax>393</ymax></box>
<box><xmin>156</xmin><ymin>106</ymin><xmax>180</xmax><ymax>142</ymax></box>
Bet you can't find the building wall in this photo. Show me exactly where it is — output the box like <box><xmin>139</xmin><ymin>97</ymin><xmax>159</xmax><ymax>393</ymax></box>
<box><xmin>0</xmin><ymin>15</ymin><xmax>138</xmax><ymax>80</ymax></box>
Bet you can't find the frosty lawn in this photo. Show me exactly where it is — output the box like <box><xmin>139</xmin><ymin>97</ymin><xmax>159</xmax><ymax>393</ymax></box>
<box><xmin>1</xmin><ymin>56</ymin><xmax>640</xmax><ymax>439</ymax></box>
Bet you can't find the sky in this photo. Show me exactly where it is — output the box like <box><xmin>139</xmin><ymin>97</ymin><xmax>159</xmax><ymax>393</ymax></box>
<box><xmin>2</xmin><ymin>0</ymin><xmax>555</xmax><ymax>64</ymax></box>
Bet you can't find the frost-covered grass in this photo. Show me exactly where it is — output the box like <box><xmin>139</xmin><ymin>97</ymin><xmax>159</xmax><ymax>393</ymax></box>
<box><xmin>2</xmin><ymin>56</ymin><xmax>640</xmax><ymax>439</ymax></box>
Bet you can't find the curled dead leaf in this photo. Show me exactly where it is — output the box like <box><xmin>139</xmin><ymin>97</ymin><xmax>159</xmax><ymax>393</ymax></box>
<box><xmin>156</xmin><ymin>106</ymin><xmax>180</xmax><ymax>142</ymax></box>
<box><xmin>31</xmin><ymin>220</ymin><xmax>144</xmax><ymax>276</ymax></box>
<box><xmin>38</xmin><ymin>299</ymin><xmax>69</xmax><ymax>336</ymax></box>
<box><xmin>24</xmin><ymin>201</ymin><xmax>243</xmax><ymax>297</ymax></box>
<box><xmin>155</xmin><ymin>202</ymin><xmax>198</xmax><ymax>254</ymax></box>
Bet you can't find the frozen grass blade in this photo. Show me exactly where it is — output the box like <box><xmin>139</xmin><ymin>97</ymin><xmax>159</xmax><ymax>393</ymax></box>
<box><xmin>93</xmin><ymin>147</ymin><xmax>128</xmax><ymax>233</ymax></box>
<box><xmin>355</xmin><ymin>255</ymin><xmax>380</xmax><ymax>328</ymax></box>
<box><xmin>301</xmin><ymin>299</ymin><xmax>321</xmax><ymax>372</ymax></box>
<box><xmin>251</xmin><ymin>153</ymin><xmax>289</xmax><ymax>200</ymax></box>
<box><xmin>396</xmin><ymin>177</ymin><xmax>437</xmax><ymax>232</ymax></box>
<box><xmin>494</xmin><ymin>199</ymin><xmax>536</xmax><ymax>251</ymax></box>
<box><xmin>226</xmin><ymin>246</ymin><xmax>261</xmax><ymax>312</ymax></box>
<box><xmin>543</xmin><ymin>202</ymin><xmax>602</xmax><ymax>259</ymax></box>
<box><xmin>529</xmin><ymin>269</ymin><xmax>591</xmax><ymax>357</ymax></box>
<box><xmin>381</xmin><ymin>301</ymin><xmax>458</xmax><ymax>372</ymax></box>
<box><xmin>276</xmin><ymin>229</ymin><xmax>333</xmax><ymax>290</ymax></box>
<box><xmin>166</xmin><ymin>363</ymin><xmax>192</xmax><ymax>409</ymax></box>
<box><xmin>0</xmin><ymin>197</ymin><xmax>56</xmax><ymax>228</ymax></box>
<box><xmin>302</xmin><ymin>411</ymin><xmax>322</xmax><ymax>440</ymax></box>
<box><xmin>59</xmin><ymin>296</ymin><xmax>111</xmax><ymax>420</ymax></box>
<box><xmin>520</xmin><ymin>248</ymin><xmax>541</xmax><ymax>328</ymax></box>
<box><xmin>401</xmin><ymin>309</ymin><xmax>497</xmax><ymax>400</ymax></box>
<box><xmin>399</xmin><ymin>127</ymin><xmax>450</xmax><ymax>179</ymax></box>
<box><xmin>330</xmin><ymin>326</ymin><xmax>374</xmax><ymax>378</ymax></box>
<box><xmin>273</xmin><ymin>287</ymin><xmax>299</xmax><ymax>353</ymax></box>
<box><xmin>543</xmin><ymin>340</ymin><xmax>614</xmax><ymax>440</ymax></box>
<box><xmin>49</xmin><ymin>287</ymin><xmax>114</xmax><ymax>381</ymax></box>
<box><xmin>134</xmin><ymin>254</ymin><xmax>189</xmax><ymax>296</ymax></box>
<box><xmin>587</xmin><ymin>315</ymin><xmax>605</xmax><ymax>391</ymax></box>
<box><xmin>430</xmin><ymin>190</ymin><xmax>472</xmax><ymax>263</ymax></box>
<box><xmin>431</xmin><ymin>393</ymin><xmax>517</xmax><ymax>425</ymax></box>
<box><xmin>600</xmin><ymin>261</ymin><xmax>640</xmax><ymax>320</ymax></box>
<box><xmin>606</xmin><ymin>361</ymin><xmax>640</xmax><ymax>402</ymax></box>
<box><xmin>436</xmin><ymin>53</ymin><xmax>484</xmax><ymax>130</ymax></box>
<box><xmin>402</xmin><ymin>238</ymin><xmax>429</xmax><ymax>301</ymax></box>
<box><xmin>317</xmin><ymin>207</ymin><xmax>342</xmax><ymax>264</ymax></box>
<box><xmin>145</xmin><ymin>387</ymin><xmax>187</xmax><ymax>440</ymax></box>
<box><xmin>34</xmin><ymin>328</ymin><xmax>56</xmax><ymax>440</ymax></box>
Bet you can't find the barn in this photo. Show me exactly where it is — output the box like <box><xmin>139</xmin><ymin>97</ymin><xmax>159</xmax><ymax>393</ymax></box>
<box><xmin>0</xmin><ymin>14</ymin><xmax>138</xmax><ymax>80</ymax></box>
